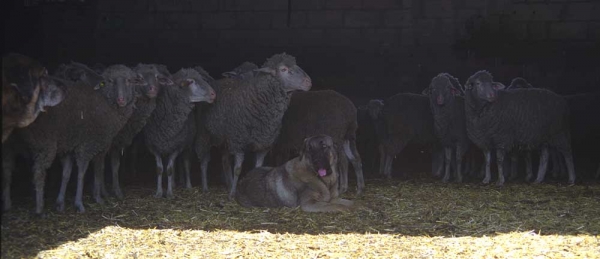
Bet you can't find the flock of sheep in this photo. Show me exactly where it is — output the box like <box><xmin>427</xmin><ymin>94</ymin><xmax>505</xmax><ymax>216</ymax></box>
<box><xmin>2</xmin><ymin>52</ymin><xmax>599</xmax><ymax>216</ymax></box>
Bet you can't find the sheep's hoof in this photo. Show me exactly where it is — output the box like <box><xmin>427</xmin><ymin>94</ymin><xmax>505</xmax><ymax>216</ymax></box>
<box><xmin>228</xmin><ymin>193</ymin><xmax>235</xmax><ymax>201</ymax></box>
<box><xmin>202</xmin><ymin>187</ymin><xmax>209</xmax><ymax>193</ymax></box>
<box><xmin>154</xmin><ymin>191</ymin><xmax>163</xmax><ymax>199</ymax></box>
<box><xmin>55</xmin><ymin>202</ymin><xmax>65</xmax><ymax>212</ymax></box>
<box><xmin>355</xmin><ymin>188</ymin><xmax>363</xmax><ymax>197</ymax></box>
<box><xmin>442</xmin><ymin>177</ymin><xmax>450</xmax><ymax>183</ymax></box>
<box><xmin>31</xmin><ymin>211</ymin><xmax>47</xmax><ymax>219</ymax></box>
<box><xmin>3</xmin><ymin>202</ymin><xmax>11</xmax><ymax>212</ymax></box>
<box><xmin>114</xmin><ymin>189</ymin><xmax>124</xmax><ymax>200</ymax></box>
<box><xmin>166</xmin><ymin>193</ymin><xmax>174</xmax><ymax>199</ymax></box>
<box><xmin>567</xmin><ymin>180</ymin><xmax>575</xmax><ymax>186</ymax></box>
<box><xmin>455</xmin><ymin>177</ymin><xmax>463</xmax><ymax>183</ymax></box>
<box><xmin>482</xmin><ymin>178</ymin><xmax>491</xmax><ymax>185</ymax></box>
<box><xmin>185</xmin><ymin>183</ymin><xmax>192</xmax><ymax>189</ymax></box>
<box><xmin>495</xmin><ymin>181</ymin><xmax>504</xmax><ymax>187</ymax></box>
<box><xmin>532</xmin><ymin>179</ymin><xmax>543</xmax><ymax>184</ymax></box>
<box><xmin>95</xmin><ymin>196</ymin><xmax>105</xmax><ymax>205</ymax></box>
<box><xmin>75</xmin><ymin>203</ymin><xmax>86</xmax><ymax>213</ymax></box>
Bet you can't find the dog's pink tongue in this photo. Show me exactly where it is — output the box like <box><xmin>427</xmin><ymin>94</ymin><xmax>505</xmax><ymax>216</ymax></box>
<box><xmin>318</xmin><ymin>169</ymin><xmax>327</xmax><ymax>177</ymax></box>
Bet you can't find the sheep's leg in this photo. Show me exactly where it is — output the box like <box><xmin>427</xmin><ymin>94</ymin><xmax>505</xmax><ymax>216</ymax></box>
<box><xmin>32</xmin><ymin>147</ymin><xmax>56</xmax><ymax>216</ymax></box>
<box><xmin>165</xmin><ymin>152</ymin><xmax>179</xmax><ymax>199</ymax></box>
<box><xmin>228</xmin><ymin>152</ymin><xmax>245</xmax><ymax>200</ymax></box>
<box><xmin>343</xmin><ymin>139</ymin><xmax>365</xmax><ymax>195</ymax></box>
<box><xmin>2</xmin><ymin>150</ymin><xmax>15</xmax><ymax>212</ymax></box>
<box><xmin>442</xmin><ymin>147</ymin><xmax>452</xmax><ymax>183</ymax></box>
<box><xmin>560</xmin><ymin>150</ymin><xmax>576</xmax><ymax>185</ymax></box>
<box><xmin>221</xmin><ymin>150</ymin><xmax>233</xmax><ymax>190</ymax></box>
<box><xmin>56</xmin><ymin>155</ymin><xmax>73</xmax><ymax>212</ymax></box>
<box><xmin>550</xmin><ymin>149</ymin><xmax>560</xmax><ymax>179</ymax></box>
<box><xmin>455</xmin><ymin>145</ymin><xmax>464</xmax><ymax>183</ymax></box>
<box><xmin>533</xmin><ymin>147</ymin><xmax>550</xmax><ymax>184</ymax></box>
<box><xmin>432</xmin><ymin>147</ymin><xmax>444</xmax><ymax>178</ymax></box>
<box><xmin>255</xmin><ymin>150</ymin><xmax>268</xmax><ymax>168</ymax></box>
<box><xmin>92</xmin><ymin>154</ymin><xmax>106</xmax><ymax>206</ymax></box>
<box><xmin>525</xmin><ymin>151</ymin><xmax>533</xmax><ymax>181</ymax></box>
<box><xmin>110</xmin><ymin>149</ymin><xmax>124</xmax><ymax>199</ymax></box>
<box><xmin>75</xmin><ymin>157</ymin><xmax>91</xmax><ymax>213</ymax></box>
<box><xmin>383</xmin><ymin>154</ymin><xmax>393</xmax><ymax>179</ymax></box>
<box><xmin>129</xmin><ymin>140</ymin><xmax>139</xmax><ymax>178</ymax></box>
<box><xmin>378</xmin><ymin>144</ymin><xmax>385</xmax><ymax>176</ymax></box>
<box><xmin>153</xmin><ymin>153</ymin><xmax>164</xmax><ymax>198</ymax></box>
<box><xmin>200</xmin><ymin>152</ymin><xmax>211</xmax><ymax>192</ymax></box>
<box><xmin>508</xmin><ymin>152</ymin><xmax>518</xmax><ymax>180</ymax></box>
<box><xmin>338</xmin><ymin>149</ymin><xmax>349</xmax><ymax>194</ymax></box>
<box><xmin>179</xmin><ymin>149</ymin><xmax>192</xmax><ymax>189</ymax></box>
<box><xmin>482</xmin><ymin>150</ymin><xmax>492</xmax><ymax>184</ymax></box>
<box><xmin>495</xmin><ymin>149</ymin><xmax>506</xmax><ymax>186</ymax></box>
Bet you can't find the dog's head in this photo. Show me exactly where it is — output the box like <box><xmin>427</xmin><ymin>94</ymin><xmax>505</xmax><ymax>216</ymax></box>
<box><xmin>300</xmin><ymin>134</ymin><xmax>337</xmax><ymax>178</ymax></box>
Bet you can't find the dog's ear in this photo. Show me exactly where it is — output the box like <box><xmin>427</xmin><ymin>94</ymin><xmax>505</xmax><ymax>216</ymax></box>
<box><xmin>300</xmin><ymin>136</ymin><xmax>312</xmax><ymax>161</ymax></box>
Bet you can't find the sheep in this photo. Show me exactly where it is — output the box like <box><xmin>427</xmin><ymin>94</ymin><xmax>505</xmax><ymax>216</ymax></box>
<box><xmin>221</xmin><ymin>62</ymin><xmax>258</xmax><ymax>80</ymax></box>
<box><xmin>422</xmin><ymin>73</ymin><xmax>470</xmax><ymax>183</ymax></box>
<box><xmin>143</xmin><ymin>68</ymin><xmax>215</xmax><ymax>199</ymax></box>
<box><xmin>14</xmin><ymin>63</ymin><xmax>143</xmax><ymax>214</ymax></box>
<box><xmin>463</xmin><ymin>70</ymin><xmax>576</xmax><ymax>186</ymax></box>
<box><xmin>503</xmin><ymin>77</ymin><xmax>535</xmax><ymax>181</ymax></box>
<box><xmin>2</xmin><ymin>53</ymin><xmax>65</xmax><ymax>142</ymax></box>
<box><xmin>94</xmin><ymin>64</ymin><xmax>175</xmax><ymax>200</ymax></box>
<box><xmin>508</xmin><ymin>77</ymin><xmax>533</xmax><ymax>89</ymax></box>
<box><xmin>560</xmin><ymin>92</ymin><xmax>600</xmax><ymax>181</ymax></box>
<box><xmin>375</xmin><ymin>93</ymin><xmax>442</xmax><ymax>178</ymax></box>
<box><xmin>366</xmin><ymin>99</ymin><xmax>388</xmax><ymax>176</ymax></box>
<box><xmin>270</xmin><ymin>90</ymin><xmax>365</xmax><ymax>195</ymax></box>
<box><xmin>204</xmin><ymin>53</ymin><xmax>312</xmax><ymax>199</ymax></box>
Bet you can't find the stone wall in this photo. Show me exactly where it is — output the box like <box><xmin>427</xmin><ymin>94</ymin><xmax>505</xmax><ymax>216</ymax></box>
<box><xmin>5</xmin><ymin>0</ymin><xmax>600</xmax><ymax>103</ymax></box>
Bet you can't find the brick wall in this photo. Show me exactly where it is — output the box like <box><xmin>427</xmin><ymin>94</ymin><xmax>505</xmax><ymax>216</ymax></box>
<box><xmin>6</xmin><ymin>0</ymin><xmax>600</xmax><ymax>103</ymax></box>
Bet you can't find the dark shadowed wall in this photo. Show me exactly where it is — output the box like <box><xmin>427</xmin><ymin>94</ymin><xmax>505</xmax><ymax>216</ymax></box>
<box><xmin>4</xmin><ymin>0</ymin><xmax>600</xmax><ymax>104</ymax></box>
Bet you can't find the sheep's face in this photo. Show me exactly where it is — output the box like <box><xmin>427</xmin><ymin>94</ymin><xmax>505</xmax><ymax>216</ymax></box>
<box><xmin>180</xmin><ymin>77</ymin><xmax>216</xmax><ymax>104</ymax></box>
<box><xmin>464</xmin><ymin>71</ymin><xmax>505</xmax><ymax>103</ymax></box>
<box><xmin>256</xmin><ymin>64</ymin><xmax>312</xmax><ymax>92</ymax></box>
<box><xmin>100</xmin><ymin>65</ymin><xmax>145</xmax><ymax>107</ymax></box>
<box><xmin>367</xmin><ymin>99</ymin><xmax>384</xmax><ymax>120</ymax></box>
<box><xmin>135</xmin><ymin>67</ymin><xmax>173</xmax><ymax>98</ymax></box>
<box><xmin>426</xmin><ymin>75</ymin><xmax>460</xmax><ymax>106</ymax></box>
<box><xmin>508</xmin><ymin>77</ymin><xmax>533</xmax><ymax>89</ymax></box>
<box><xmin>35</xmin><ymin>76</ymin><xmax>65</xmax><ymax>113</ymax></box>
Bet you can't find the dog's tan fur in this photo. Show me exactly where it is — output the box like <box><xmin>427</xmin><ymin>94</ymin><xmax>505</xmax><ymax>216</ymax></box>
<box><xmin>235</xmin><ymin>135</ymin><xmax>354</xmax><ymax>212</ymax></box>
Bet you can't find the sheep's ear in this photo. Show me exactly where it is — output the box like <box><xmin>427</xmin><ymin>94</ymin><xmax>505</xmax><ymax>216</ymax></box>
<box><xmin>450</xmin><ymin>87</ymin><xmax>461</xmax><ymax>95</ymax></box>
<box><xmin>421</xmin><ymin>87</ymin><xmax>431</xmax><ymax>95</ymax></box>
<box><xmin>180</xmin><ymin>78</ymin><xmax>194</xmax><ymax>87</ymax></box>
<box><xmin>221</xmin><ymin>71</ymin><xmax>238</xmax><ymax>78</ymax></box>
<box><xmin>254</xmin><ymin>67</ymin><xmax>276</xmax><ymax>76</ymax></box>
<box><xmin>157</xmin><ymin>75</ymin><xmax>174</xmax><ymax>86</ymax></box>
<box><xmin>492</xmin><ymin>82</ymin><xmax>506</xmax><ymax>90</ymax></box>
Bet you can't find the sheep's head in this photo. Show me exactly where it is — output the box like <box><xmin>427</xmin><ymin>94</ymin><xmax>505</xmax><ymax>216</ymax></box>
<box><xmin>58</xmin><ymin>61</ymin><xmax>106</xmax><ymax>90</ymax></box>
<box><xmin>100</xmin><ymin>65</ymin><xmax>145</xmax><ymax>107</ymax></box>
<box><xmin>464</xmin><ymin>70</ymin><xmax>505</xmax><ymax>103</ymax></box>
<box><xmin>508</xmin><ymin>77</ymin><xmax>533</xmax><ymax>89</ymax></box>
<box><xmin>35</xmin><ymin>75</ymin><xmax>66</xmax><ymax>113</ymax></box>
<box><xmin>255</xmin><ymin>53</ymin><xmax>312</xmax><ymax>92</ymax></box>
<box><xmin>367</xmin><ymin>99</ymin><xmax>384</xmax><ymax>120</ymax></box>
<box><xmin>134</xmin><ymin>64</ymin><xmax>173</xmax><ymax>98</ymax></box>
<box><xmin>222</xmin><ymin>62</ymin><xmax>258</xmax><ymax>80</ymax></box>
<box><xmin>173</xmin><ymin>68</ymin><xmax>216</xmax><ymax>104</ymax></box>
<box><xmin>193</xmin><ymin>66</ymin><xmax>215</xmax><ymax>84</ymax></box>
<box><xmin>423</xmin><ymin>73</ymin><xmax>462</xmax><ymax>106</ymax></box>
